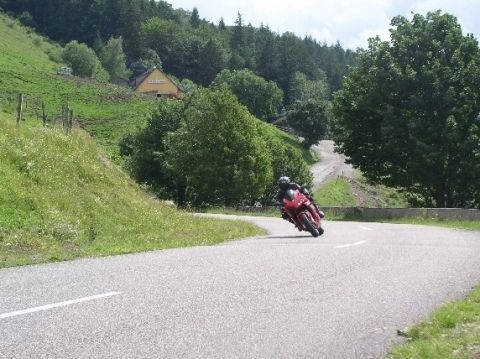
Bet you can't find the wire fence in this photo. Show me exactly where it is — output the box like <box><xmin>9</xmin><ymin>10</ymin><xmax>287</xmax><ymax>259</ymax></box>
<box><xmin>6</xmin><ymin>91</ymin><xmax>75</xmax><ymax>133</ymax></box>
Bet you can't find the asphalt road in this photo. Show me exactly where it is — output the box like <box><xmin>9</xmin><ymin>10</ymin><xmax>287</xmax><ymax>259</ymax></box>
<box><xmin>1</xmin><ymin>216</ymin><xmax>479</xmax><ymax>358</ymax></box>
<box><xmin>311</xmin><ymin>140</ymin><xmax>355</xmax><ymax>190</ymax></box>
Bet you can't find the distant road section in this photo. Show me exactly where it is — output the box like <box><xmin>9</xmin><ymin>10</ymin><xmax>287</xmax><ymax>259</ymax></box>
<box><xmin>311</xmin><ymin>140</ymin><xmax>355</xmax><ymax>189</ymax></box>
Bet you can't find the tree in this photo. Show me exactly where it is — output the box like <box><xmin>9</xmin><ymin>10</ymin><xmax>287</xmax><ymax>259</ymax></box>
<box><xmin>197</xmin><ymin>39</ymin><xmax>227</xmax><ymax>85</ymax></box>
<box><xmin>218</xmin><ymin>18</ymin><xmax>226</xmax><ymax>31</ymax></box>
<box><xmin>230</xmin><ymin>12</ymin><xmax>244</xmax><ymax>51</ymax></box>
<box><xmin>288</xmin><ymin>100</ymin><xmax>329</xmax><ymax>147</ymax></box>
<box><xmin>62</xmin><ymin>40</ymin><xmax>99</xmax><ymax>78</ymax></box>
<box><xmin>178</xmin><ymin>78</ymin><xmax>198</xmax><ymax>95</ymax></box>
<box><xmin>288</xmin><ymin>71</ymin><xmax>330</xmax><ymax>105</ymax></box>
<box><xmin>212</xmin><ymin>69</ymin><xmax>284</xmax><ymax>121</ymax></box>
<box><xmin>166</xmin><ymin>87</ymin><xmax>273</xmax><ymax>206</ymax></box>
<box><xmin>190</xmin><ymin>7</ymin><xmax>200</xmax><ymax>28</ymax></box>
<box><xmin>17</xmin><ymin>11</ymin><xmax>35</xmax><ymax>27</ymax></box>
<box><xmin>333</xmin><ymin>11</ymin><xmax>480</xmax><ymax>208</ymax></box>
<box><xmin>119</xmin><ymin>99</ymin><xmax>187</xmax><ymax>205</ymax></box>
<box><xmin>99</xmin><ymin>36</ymin><xmax>131</xmax><ymax>80</ymax></box>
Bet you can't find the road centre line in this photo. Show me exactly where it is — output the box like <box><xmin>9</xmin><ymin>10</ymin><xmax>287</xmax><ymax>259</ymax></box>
<box><xmin>335</xmin><ymin>241</ymin><xmax>367</xmax><ymax>249</ymax></box>
<box><xmin>359</xmin><ymin>226</ymin><xmax>374</xmax><ymax>231</ymax></box>
<box><xmin>0</xmin><ymin>292</ymin><xmax>121</xmax><ymax>320</ymax></box>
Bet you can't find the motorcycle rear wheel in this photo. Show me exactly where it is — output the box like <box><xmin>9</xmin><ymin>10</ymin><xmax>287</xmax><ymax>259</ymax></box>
<box><xmin>300</xmin><ymin>213</ymin><xmax>319</xmax><ymax>237</ymax></box>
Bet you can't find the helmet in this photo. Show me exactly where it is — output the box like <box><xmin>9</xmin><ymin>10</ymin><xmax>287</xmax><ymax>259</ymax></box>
<box><xmin>278</xmin><ymin>176</ymin><xmax>291</xmax><ymax>190</ymax></box>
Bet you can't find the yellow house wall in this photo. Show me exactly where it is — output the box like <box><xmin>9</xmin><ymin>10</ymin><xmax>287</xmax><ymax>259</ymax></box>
<box><xmin>137</xmin><ymin>69</ymin><xmax>179</xmax><ymax>94</ymax></box>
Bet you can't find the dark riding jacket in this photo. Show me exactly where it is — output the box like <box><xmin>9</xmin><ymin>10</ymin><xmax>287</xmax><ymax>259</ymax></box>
<box><xmin>276</xmin><ymin>183</ymin><xmax>309</xmax><ymax>203</ymax></box>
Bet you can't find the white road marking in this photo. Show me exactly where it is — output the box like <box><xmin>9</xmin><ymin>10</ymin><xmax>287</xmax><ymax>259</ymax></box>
<box><xmin>0</xmin><ymin>292</ymin><xmax>121</xmax><ymax>320</ymax></box>
<box><xmin>359</xmin><ymin>226</ymin><xmax>374</xmax><ymax>231</ymax></box>
<box><xmin>335</xmin><ymin>241</ymin><xmax>367</xmax><ymax>249</ymax></box>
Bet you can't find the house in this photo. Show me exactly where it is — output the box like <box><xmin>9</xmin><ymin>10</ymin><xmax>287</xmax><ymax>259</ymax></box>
<box><xmin>131</xmin><ymin>67</ymin><xmax>183</xmax><ymax>99</ymax></box>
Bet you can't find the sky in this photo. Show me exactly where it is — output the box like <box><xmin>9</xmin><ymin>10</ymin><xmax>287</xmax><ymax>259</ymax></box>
<box><xmin>167</xmin><ymin>0</ymin><xmax>480</xmax><ymax>49</ymax></box>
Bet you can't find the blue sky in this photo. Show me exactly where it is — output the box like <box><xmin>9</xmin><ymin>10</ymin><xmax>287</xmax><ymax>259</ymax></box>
<box><xmin>168</xmin><ymin>0</ymin><xmax>480</xmax><ymax>49</ymax></box>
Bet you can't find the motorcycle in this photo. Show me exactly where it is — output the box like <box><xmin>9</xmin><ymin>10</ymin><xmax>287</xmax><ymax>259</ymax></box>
<box><xmin>282</xmin><ymin>189</ymin><xmax>324</xmax><ymax>237</ymax></box>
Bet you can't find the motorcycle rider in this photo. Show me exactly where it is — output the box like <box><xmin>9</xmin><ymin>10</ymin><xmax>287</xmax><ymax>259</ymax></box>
<box><xmin>276</xmin><ymin>176</ymin><xmax>325</xmax><ymax>222</ymax></box>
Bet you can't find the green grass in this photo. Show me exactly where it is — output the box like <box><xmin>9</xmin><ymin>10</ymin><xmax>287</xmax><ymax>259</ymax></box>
<box><xmin>313</xmin><ymin>175</ymin><xmax>408</xmax><ymax>208</ymax></box>
<box><xmin>206</xmin><ymin>207</ymin><xmax>280</xmax><ymax>217</ymax></box>
<box><xmin>0</xmin><ymin>14</ymin><xmax>312</xmax><ymax>165</ymax></box>
<box><xmin>0</xmin><ymin>14</ymin><xmax>157</xmax><ymax>160</ymax></box>
<box><xmin>0</xmin><ymin>113</ymin><xmax>265</xmax><ymax>268</ymax></box>
<box><xmin>388</xmin><ymin>286</ymin><xmax>480</xmax><ymax>359</ymax></box>
<box><xmin>313</xmin><ymin>177</ymin><xmax>356</xmax><ymax>207</ymax></box>
<box><xmin>257</xmin><ymin>121</ymin><xmax>317</xmax><ymax>164</ymax></box>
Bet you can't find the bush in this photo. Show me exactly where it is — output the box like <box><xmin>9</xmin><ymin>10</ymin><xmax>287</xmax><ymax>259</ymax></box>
<box><xmin>120</xmin><ymin>99</ymin><xmax>186</xmax><ymax>203</ymax></box>
<box><xmin>211</xmin><ymin>69</ymin><xmax>284</xmax><ymax>121</ymax></box>
<box><xmin>17</xmin><ymin>11</ymin><xmax>35</xmax><ymax>28</ymax></box>
<box><xmin>287</xmin><ymin>100</ymin><xmax>329</xmax><ymax>147</ymax></box>
<box><xmin>166</xmin><ymin>87</ymin><xmax>273</xmax><ymax>206</ymax></box>
<box><xmin>62</xmin><ymin>41</ymin><xmax>98</xmax><ymax>78</ymax></box>
<box><xmin>98</xmin><ymin>36</ymin><xmax>130</xmax><ymax>80</ymax></box>
<box><xmin>93</xmin><ymin>58</ymin><xmax>110</xmax><ymax>82</ymax></box>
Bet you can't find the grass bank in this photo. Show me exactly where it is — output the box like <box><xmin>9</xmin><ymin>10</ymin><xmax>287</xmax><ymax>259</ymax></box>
<box><xmin>0</xmin><ymin>114</ymin><xmax>264</xmax><ymax>268</ymax></box>
<box><xmin>0</xmin><ymin>14</ymin><xmax>314</xmax><ymax>166</ymax></box>
<box><xmin>313</xmin><ymin>176</ymin><xmax>408</xmax><ymax>208</ymax></box>
<box><xmin>0</xmin><ymin>14</ymin><xmax>157</xmax><ymax>160</ymax></box>
<box><xmin>388</xmin><ymin>286</ymin><xmax>480</xmax><ymax>358</ymax></box>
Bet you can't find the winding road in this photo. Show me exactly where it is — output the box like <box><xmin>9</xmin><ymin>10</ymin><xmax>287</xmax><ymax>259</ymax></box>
<box><xmin>1</xmin><ymin>216</ymin><xmax>479</xmax><ymax>358</ymax></box>
<box><xmin>311</xmin><ymin>140</ymin><xmax>355</xmax><ymax>189</ymax></box>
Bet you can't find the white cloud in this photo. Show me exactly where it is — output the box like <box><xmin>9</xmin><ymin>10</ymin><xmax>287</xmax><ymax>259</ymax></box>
<box><xmin>167</xmin><ymin>0</ymin><xmax>480</xmax><ymax>49</ymax></box>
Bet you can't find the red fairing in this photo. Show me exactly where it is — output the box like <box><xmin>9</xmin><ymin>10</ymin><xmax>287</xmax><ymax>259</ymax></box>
<box><xmin>282</xmin><ymin>190</ymin><xmax>321</xmax><ymax>228</ymax></box>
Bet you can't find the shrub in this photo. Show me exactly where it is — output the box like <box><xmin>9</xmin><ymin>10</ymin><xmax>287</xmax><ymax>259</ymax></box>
<box><xmin>17</xmin><ymin>11</ymin><xmax>35</xmax><ymax>28</ymax></box>
<box><xmin>211</xmin><ymin>69</ymin><xmax>284</xmax><ymax>121</ymax></box>
<box><xmin>62</xmin><ymin>41</ymin><xmax>98</xmax><ymax>78</ymax></box>
<box><xmin>166</xmin><ymin>87</ymin><xmax>273</xmax><ymax>206</ymax></box>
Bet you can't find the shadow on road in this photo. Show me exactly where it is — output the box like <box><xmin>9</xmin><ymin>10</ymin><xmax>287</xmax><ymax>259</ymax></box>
<box><xmin>262</xmin><ymin>235</ymin><xmax>314</xmax><ymax>239</ymax></box>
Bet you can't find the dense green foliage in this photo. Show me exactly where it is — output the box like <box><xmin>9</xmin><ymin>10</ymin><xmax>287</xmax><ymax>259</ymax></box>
<box><xmin>0</xmin><ymin>14</ymin><xmax>156</xmax><ymax>159</ymax></box>
<box><xmin>288</xmin><ymin>100</ymin><xmax>329</xmax><ymax>147</ymax></box>
<box><xmin>0</xmin><ymin>114</ymin><xmax>263</xmax><ymax>268</ymax></box>
<box><xmin>288</xmin><ymin>71</ymin><xmax>330</xmax><ymax>105</ymax></box>
<box><xmin>212</xmin><ymin>69</ymin><xmax>284</xmax><ymax>120</ymax></box>
<box><xmin>1</xmin><ymin>0</ymin><xmax>356</xmax><ymax>99</ymax></box>
<box><xmin>98</xmin><ymin>36</ymin><xmax>131</xmax><ymax>80</ymax></box>
<box><xmin>166</xmin><ymin>88</ymin><xmax>273</xmax><ymax>206</ymax></box>
<box><xmin>62</xmin><ymin>40</ymin><xmax>99</xmax><ymax>78</ymax></box>
<box><xmin>333</xmin><ymin>11</ymin><xmax>480</xmax><ymax>208</ymax></box>
<box><xmin>121</xmin><ymin>91</ymin><xmax>313</xmax><ymax>207</ymax></box>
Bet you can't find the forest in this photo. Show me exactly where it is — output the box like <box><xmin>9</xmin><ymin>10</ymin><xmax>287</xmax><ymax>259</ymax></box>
<box><xmin>0</xmin><ymin>0</ymin><xmax>356</xmax><ymax>101</ymax></box>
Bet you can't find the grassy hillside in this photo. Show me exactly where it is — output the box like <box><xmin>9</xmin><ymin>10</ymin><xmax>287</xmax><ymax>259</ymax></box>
<box><xmin>0</xmin><ymin>113</ymin><xmax>264</xmax><ymax>268</ymax></box>
<box><xmin>0</xmin><ymin>14</ymin><xmax>312</xmax><ymax>166</ymax></box>
<box><xmin>314</xmin><ymin>176</ymin><xmax>409</xmax><ymax>208</ymax></box>
<box><xmin>0</xmin><ymin>14</ymin><xmax>156</xmax><ymax>160</ymax></box>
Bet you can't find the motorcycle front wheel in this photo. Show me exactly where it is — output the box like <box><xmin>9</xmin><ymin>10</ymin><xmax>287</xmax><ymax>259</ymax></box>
<box><xmin>300</xmin><ymin>213</ymin><xmax>319</xmax><ymax>237</ymax></box>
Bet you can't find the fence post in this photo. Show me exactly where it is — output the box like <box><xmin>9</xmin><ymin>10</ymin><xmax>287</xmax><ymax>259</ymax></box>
<box><xmin>69</xmin><ymin>109</ymin><xmax>74</xmax><ymax>132</ymax></box>
<box><xmin>41</xmin><ymin>101</ymin><xmax>47</xmax><ymax>126</ymax></box>
<box><xmin>16</xmin><ymin>93</ymin><xmax>23</xmax><ymax>125</ymax></box>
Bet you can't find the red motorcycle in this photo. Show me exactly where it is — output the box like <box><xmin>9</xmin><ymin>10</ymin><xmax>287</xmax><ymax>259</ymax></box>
<box><xmin>282</xmin><ymin>189</ymin><xmax>324</xmax><ymax>237</ymax></box>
